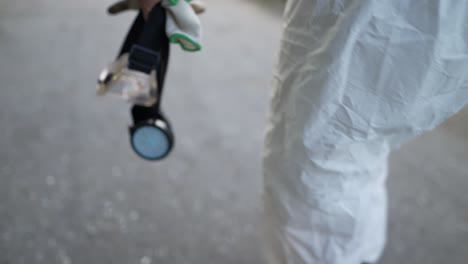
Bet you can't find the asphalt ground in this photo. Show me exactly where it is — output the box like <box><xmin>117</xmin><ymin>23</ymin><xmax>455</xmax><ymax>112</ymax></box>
<box><xmin>1</xmin><ymin>1</ymin><xmax>467</xmax><ymax>263</ymax></box>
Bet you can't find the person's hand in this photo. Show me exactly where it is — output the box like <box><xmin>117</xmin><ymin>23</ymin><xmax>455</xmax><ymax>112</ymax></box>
<box><xmin>108</xmin><ymin>0</ymin><xmax>206</xmax><ymax>16</ymax></box>
<box><xmin>139</xmin><ymin>0</ymin><xmax>161</xmax><ymax>19</ymax></box>
<box><xmin>107</xmin><ymin>0</ymin><xmax>205</xmax><ymax>52</ymax></box>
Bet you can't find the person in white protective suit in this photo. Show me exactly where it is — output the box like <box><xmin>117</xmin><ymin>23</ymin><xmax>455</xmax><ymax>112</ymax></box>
<box><xmin>133</xmin><ymin>0</ymin><xmax>468</xmax><ymax>263</ymax></box>
<box><xmin>262</xmin><ymin>0</ymin><xmax>468</xmax><ymax>264</ymax></box>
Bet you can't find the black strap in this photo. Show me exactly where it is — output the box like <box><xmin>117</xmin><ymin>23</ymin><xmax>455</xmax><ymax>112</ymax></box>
<box><xmin>118</xmin><ymin>13</ymin><xmax>144</xmax><ymax>57</ymax></box>
<box><xmin>119</xmin><ymin>4</ymin><xmax>170</xmax><ymax>117</ymax></box>
<box><xmin>136</xmin><ymin>4</ymin><xmax>166</xmax><ymax>52</ymax></box>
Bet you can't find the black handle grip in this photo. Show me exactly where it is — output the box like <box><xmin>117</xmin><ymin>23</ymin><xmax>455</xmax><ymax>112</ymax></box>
<box><xmin>138</xmin><ymin>4</ymin><xmax>167</xmax><ymax>52</ymax></box>
<box><xmin>117</xmin><ymin>4</ymin><xmax>171</xmax><ymax>118</ymax></box>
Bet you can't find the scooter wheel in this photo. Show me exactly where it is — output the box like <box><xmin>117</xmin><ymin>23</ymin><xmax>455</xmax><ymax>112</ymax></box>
<box><xmin>130</xmin><ymin>123</ymin><xmax>173</xmax><ymax>161</ymax></box>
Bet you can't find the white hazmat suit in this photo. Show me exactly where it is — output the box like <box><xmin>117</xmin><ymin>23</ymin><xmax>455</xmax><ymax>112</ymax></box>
<box><xmin>262</xmin><ymin>1</ymin><xmax>468</xmax><ymax>263</ymax></box>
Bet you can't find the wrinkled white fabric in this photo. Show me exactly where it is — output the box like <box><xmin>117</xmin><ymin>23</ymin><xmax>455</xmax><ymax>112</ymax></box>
<box><xmin>262</xmin><ymin>1</ymin><xmax>468</xmax><ymax>264</ymax></box>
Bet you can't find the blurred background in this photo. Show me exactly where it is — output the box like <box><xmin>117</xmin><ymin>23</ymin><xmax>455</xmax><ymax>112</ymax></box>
<box><xmin>0</xmin><ymin>0</ymin><xmax>467</xmax><ymax>263</ymax></box>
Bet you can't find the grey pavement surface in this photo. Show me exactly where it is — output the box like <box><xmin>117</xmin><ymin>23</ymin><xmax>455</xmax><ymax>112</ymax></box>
<box><xmin>0</xmin><ymin>1</ymin><xmax>467</xmax><ymax>264</ymax></box>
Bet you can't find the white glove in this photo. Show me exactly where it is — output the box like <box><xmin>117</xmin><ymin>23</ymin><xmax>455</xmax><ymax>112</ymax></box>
<box><xmin>108</xmin><ymin>0</ymin><xmax>204</xmax><ymax>52</ymax></box>
<box><xmin>108</xmin><ymin>0</ymin><xmax>206</xmax><ymax>15</ymax></box>
<box><xmin>162</xmin><ymin>0</ymin><xmax>202</xmax><ymax>52</ymax></box>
